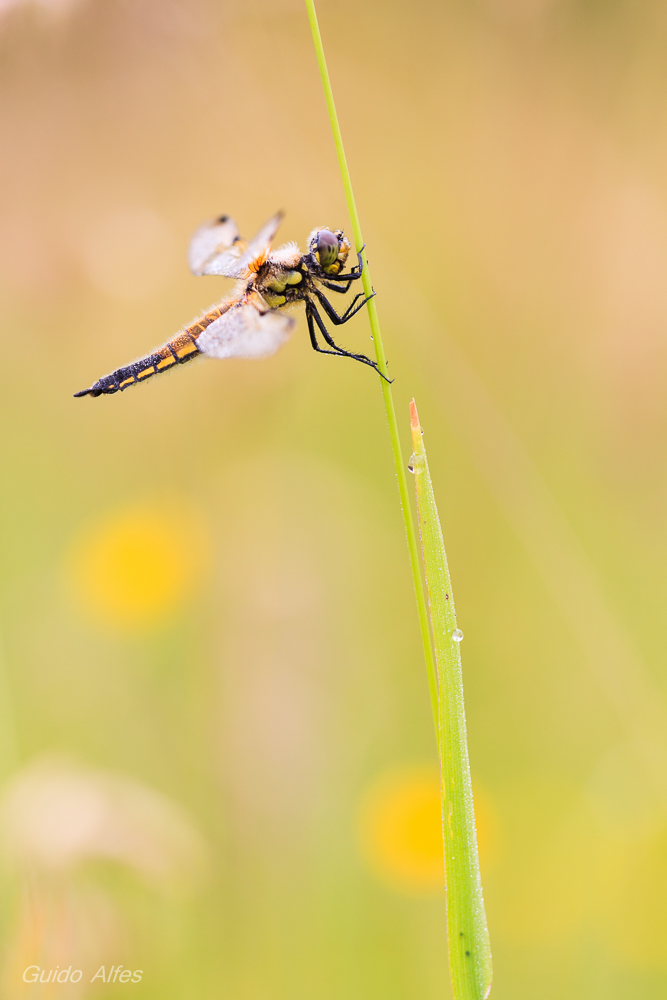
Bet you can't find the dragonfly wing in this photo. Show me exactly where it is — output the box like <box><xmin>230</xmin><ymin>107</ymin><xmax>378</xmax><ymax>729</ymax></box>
<box><xmin>233</xmin><ymin>212</ymin><xmax>284</xmax><ymax>275</ymax></box>
<box><xmin>196</xmin><ymin>301</ymin><xmax>295</xmax><ymax>359</ymax></box>
<box><xmin>188</xmin><ymin>212</ymin><xmax>284</xmax><ymax>279</ymax></box>
<box><xmin>188</xmin><ymin>215</ymin><xmax>243</xmax><ymax>276</ymax></box>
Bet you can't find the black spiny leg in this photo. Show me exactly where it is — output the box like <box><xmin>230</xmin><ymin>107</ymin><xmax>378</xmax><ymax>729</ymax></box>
<box><xmin>339</xmin><ymin>245</ymin><xmax>365</xmax><ymax>278</ymax></box>
<box><xmin>320</xmin><ymin>280</ymin><xmax>354</xmax><ymax>294</ymax></box>
<box><xmin>306</xmin><ymin>300</ymin><xmax>392</xmax><ymax>382</ymax></box>
<box><xmin>318</xmin><ymin>271</ymin><xmax>361</xmax><ymax>290</ymax></box>
<box><xmin>314</xmin><ymin>286</ymin><xmax>376</xmax><ymax>324</ymax></box>
<box><xmin>306</xmin><ymin>302</ymin><xmax>369</xmax><ymax>367</ymax></box>
<box><xmin>303</xmin><ymin>246</ymin><xmax>366</xmax><ymax>288</ymax></box>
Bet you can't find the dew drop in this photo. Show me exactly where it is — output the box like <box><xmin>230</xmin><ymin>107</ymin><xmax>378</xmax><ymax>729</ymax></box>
<box><xmin>452</xmin><ymin>628</ymin><xmax>464</xmax><ymax>642</ymax></box>
<box><xmin>408</xmin><ymin>453</ymin><xmax>425</xmax><ymax>474</ymax></box>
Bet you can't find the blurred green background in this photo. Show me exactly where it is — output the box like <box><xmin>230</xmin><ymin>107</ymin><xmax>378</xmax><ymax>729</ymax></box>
<box><xmin>1</xmin><ymin>0</ymin><xmax>667</xmax><ymax>996</ymax></box>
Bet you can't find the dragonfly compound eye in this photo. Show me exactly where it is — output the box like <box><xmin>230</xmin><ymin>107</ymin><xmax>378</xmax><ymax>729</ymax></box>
<box><xmin>316</xmin><ymin>229</ymin><xmax>340</xmax><ymax>269</ymax></box>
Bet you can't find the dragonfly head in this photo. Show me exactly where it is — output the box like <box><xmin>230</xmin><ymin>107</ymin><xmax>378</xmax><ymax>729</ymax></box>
<box><xmin>308</xmin><ymin>228</ymin><xmax>351</xmax><ymax>275</ymax></box>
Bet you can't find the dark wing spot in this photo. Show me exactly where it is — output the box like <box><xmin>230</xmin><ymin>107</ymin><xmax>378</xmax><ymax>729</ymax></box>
<box><xmin>217</xmin><ymin>215</ymin><xmax>229</xmax><ymax>223</ymax></box>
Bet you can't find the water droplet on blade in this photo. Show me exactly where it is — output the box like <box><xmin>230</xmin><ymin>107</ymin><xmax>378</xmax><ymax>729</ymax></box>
<box><xmin>407</xmin><ymin>453</ymin><xmax>424</xmax><ymax>474</ymax></box>
<box><xmin>452</xmin><ymin>628</ymin><xmax>464</xmax><ymax>642</ymax></box>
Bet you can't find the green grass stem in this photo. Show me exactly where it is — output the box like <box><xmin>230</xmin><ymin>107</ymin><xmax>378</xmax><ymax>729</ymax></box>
<box><xmin>304</xmin><ymin>6</ymin><xmax>492</xmax><ymax>995</ymax></box>
<box><xmin>303</xmin><ymin>0</ymin><xmax>438</xmax><ymax>728</ymax></box>
<box><xmin>410</xmin><ymin>399</ymin><xmax>492</xmax><ymax>1000</ymax></box>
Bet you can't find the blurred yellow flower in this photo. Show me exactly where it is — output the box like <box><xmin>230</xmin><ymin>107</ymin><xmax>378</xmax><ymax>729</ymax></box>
<box><xmin>65</xmin><ymin>504</ymin><xmax>208</xmax><ymax>630</ymax></box>
<box><xmin>358</xmin><ymin>765</ymin><xmax>495</xmax><ymax>895</ymax></box>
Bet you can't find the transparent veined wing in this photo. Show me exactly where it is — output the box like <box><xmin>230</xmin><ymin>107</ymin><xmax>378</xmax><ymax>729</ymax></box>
<box><xmin>188</xmin><ymin>212</ymin><xmax>283</xmax><ymax>279</ymax></box>
<box><xmin>235</xmin><ymin>212</ymin><xmax>283</xmax><ymax>274</ymax></box>
<box><xmin>188</xmin><ymin>215</ymin><xmax>241</xmax><ymax>276</ymax></box>
<box><xmin>196</xmin><ymin>301</ymin><xmax>295</xmax><ymax>359</ymax></box>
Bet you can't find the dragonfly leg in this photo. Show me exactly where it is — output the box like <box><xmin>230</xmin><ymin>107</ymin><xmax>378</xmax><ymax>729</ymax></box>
<box><xmin>306</xmin><ymin>301</ymin><xmax>392</xmax><ymax>382</ymax></box>
<box><xmin>314</xmin><ymin>287</ymin><xmax>376</xmax><ymax>324</ymax></box>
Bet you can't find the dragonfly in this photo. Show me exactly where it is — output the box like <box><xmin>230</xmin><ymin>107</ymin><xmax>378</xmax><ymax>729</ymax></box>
<box><xmin>74</xmin><ymin>212</ymin><xmax>386</xmax><ymax>398</ymax></box>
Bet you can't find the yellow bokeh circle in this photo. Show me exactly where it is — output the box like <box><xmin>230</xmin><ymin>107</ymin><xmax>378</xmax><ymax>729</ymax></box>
<box><xmin>66</xmin><ymin>504</ymin><xmax>207</xmax><ymax>630</ymax></box>
<box><xmin>358</xmin><ymin>766</ymin><xmax>494</xmax><ymax>895</ymax></box>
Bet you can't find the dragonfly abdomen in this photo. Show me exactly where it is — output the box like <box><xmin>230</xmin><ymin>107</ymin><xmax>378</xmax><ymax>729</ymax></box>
<box><xmin>73</xmin><ymin>304</ymin><xmax>227</xmax><ymax>397</ymax></box>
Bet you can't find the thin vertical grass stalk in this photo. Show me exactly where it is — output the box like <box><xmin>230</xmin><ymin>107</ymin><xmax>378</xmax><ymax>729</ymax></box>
<box><xmin>303</xmin><ymin>0</ymin><xmax>438</xmax><ymax>726</ymax></box>
<box><xmin>410</xmin><ymin>399</ymin><xmax>492</xmax><ymax>1000</ymax></box>
<box><xmin>304</xmin><ymin>6</ymin><xmax>492</xmax><ymax>995</ymax></box>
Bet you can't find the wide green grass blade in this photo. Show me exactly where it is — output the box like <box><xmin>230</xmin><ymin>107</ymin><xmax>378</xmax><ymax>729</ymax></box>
<box><xmin>410</xmin><ymin>399</ymin><xmax>493</xmax><ymax>1000</ymax></box>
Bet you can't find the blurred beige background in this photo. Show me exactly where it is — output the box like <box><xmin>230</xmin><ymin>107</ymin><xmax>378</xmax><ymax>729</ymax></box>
<box><xmin>0</xmin><ymin>0</ymin><xmax>666</xmax><ymax>996</ymax></box>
